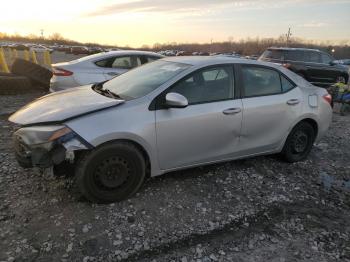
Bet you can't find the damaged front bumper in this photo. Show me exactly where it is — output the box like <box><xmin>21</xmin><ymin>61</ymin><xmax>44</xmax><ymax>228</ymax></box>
<box><xmin>13</xmin><ymin>125</ymin><xmax>91</xmax><ymax>168</ymax></box>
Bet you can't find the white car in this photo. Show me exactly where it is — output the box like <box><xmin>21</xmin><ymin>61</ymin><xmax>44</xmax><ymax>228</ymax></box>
<box><xmin>29</xmin><ymin>44</ymin><xmax>53</xmax><ymax>53</ymax></box>
<box><xmin>50</xmin><ymin>50</ymin><xmax>164</xmax><ymax>92</ymax></box>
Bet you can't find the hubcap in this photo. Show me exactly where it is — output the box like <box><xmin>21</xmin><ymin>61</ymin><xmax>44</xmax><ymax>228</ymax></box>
<box><xmin>293</xmin><ymin>131</ymin><xmax>308</xmax><ymax>153</ymax></box>
<box><xmin>94</xmin><ymin>157</ymin><xmax>131</xmax><ymax>190</ymax></box>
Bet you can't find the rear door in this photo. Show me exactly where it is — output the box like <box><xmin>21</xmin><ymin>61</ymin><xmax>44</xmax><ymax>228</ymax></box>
<box><xmin>238</xmin><ymin>64</ymin><xmax>302</xmax><ymax>154</ymax></box>
<box><xmin>155</xmin><ymin>65</ymin><xmax>243</xmax><ymax>169</ymax></box>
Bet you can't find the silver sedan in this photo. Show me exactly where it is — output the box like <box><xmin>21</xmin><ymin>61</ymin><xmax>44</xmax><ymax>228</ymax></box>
<box><xmin>50</xmin><ymin>50</ymin><xmax>164</xmax><ymax>92</ymax></box>
<box><xmin>10</xmin><ymin>56</ymin><xmax>332</xmax><ymax>203</ymax></box>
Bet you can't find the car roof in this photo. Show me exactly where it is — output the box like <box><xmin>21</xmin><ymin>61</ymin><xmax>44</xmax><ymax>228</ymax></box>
<box><xmin>162</xmin><ymin>55</ymin><xmax>279</xmax><ymax>68</ymax></box>
<box><xmin>267</xmin><ymin>47</ymin><xmax>321</xmax><ymax>52</ymax></box>
<box><xmin>100</xmin><ymin>50</ymin><xmax>163</xmax><ymax>57</ymax></box>
<box><xmin>67</xmin><ymin>50</ymin><xmax>164</xmax><ymax>64</ymax></box>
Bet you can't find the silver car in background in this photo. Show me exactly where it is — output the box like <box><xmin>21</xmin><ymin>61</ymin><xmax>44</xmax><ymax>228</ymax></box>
<box><xmin>10</xmin><ymin>56</ymin><xmax>332</xmax><ymax>203</ymax></box>
<box><xmin>50</xmin><ymin>50</ymin><xmax>164</xmax><ymax>92</ymax></box>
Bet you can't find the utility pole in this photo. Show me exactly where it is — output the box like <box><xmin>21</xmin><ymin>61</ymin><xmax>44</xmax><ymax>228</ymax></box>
<box><xmin>286</xmin><ymin>27</ymin><xmax>292</xmax><ymax>47</ymax></box>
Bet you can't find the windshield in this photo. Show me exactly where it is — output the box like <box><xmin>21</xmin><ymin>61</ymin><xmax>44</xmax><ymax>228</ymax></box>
<box><xmin>101</xmin><ymin>60</ymin><xmax>191</xmax><ymax>99</ymax></box>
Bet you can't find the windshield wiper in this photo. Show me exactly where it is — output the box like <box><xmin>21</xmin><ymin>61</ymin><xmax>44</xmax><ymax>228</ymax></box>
<box><xmin>103</xmin><ymin>88</ymin><xmax>122</xmax><ymax>99</ymax></box>
<box><xmin>92</xmin><ymin>82</ymin><xmax>122</xmax><ymax>99</ymax></box>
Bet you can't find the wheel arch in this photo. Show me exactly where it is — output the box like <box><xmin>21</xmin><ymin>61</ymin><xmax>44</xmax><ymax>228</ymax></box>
<box><xmin>96</xmin><ymin>138</ymin><xmax>152</xmax><ymax>178</ymax></box>
<box><xmin>278</xmin><ymin>116</ymin><xmax>319</xmax><ymax>152</ymax></box>
<box><xmin>298</xmin><ymin>118</ymin><xmax>318</xmax><ymax>138</ymax></box>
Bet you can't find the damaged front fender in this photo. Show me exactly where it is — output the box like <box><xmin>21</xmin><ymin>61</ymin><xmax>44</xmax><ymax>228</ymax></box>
<box><xmin>13</xmin><ymin>126</ymin><xmax>91</xmax><ymax>168</ymax></box>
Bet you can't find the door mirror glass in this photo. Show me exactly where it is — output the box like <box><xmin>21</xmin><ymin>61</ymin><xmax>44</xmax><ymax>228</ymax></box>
<box><xmin>165</xmin><ymin>92</ymin><xmax>188</xmax><ymax>108</ymax></box>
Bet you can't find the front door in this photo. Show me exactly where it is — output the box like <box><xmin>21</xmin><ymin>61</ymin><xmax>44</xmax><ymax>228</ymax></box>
<box><xmin>155</xmin><ymin>65</ymin><xmax>242</xmax><ymax>170</ymax></box>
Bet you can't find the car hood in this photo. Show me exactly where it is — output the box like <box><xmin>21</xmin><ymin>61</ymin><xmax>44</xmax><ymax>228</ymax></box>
<box><xmin>9</xmin><ymin>85</ymin><xmax>124</xmax><ymax>126</ymax></box>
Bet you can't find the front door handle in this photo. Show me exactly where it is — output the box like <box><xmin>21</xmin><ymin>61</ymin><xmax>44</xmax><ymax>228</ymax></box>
<box><xmin>223</xmin><ymin>108</ymin><xmax>241</xmax><ymax>115</ymax></box>
<box><xmin>287</xmin><ymin>99</ymin><xmax>300</xmax><ymax>105</ymax></box>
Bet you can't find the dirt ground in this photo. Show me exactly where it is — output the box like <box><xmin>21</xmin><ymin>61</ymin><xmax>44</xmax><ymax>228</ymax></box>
<box><xmin>0</xmin><ymin>92</ymin><xmax>350</xmax><ymax>262</ymax></box>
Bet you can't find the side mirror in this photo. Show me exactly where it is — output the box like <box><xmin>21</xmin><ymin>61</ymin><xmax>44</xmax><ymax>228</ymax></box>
<box><xmin>329</xmin><ymin>61</ymin><xmax>336</xmax><ymax>66</ymax></box>
<box><xmin>165</xmin><ymin>92</ymin><xmax>188</xmax><ymax>108</ymax></box>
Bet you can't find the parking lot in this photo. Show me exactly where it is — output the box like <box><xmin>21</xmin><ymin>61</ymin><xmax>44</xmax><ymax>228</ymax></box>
<box><xmin>1</xmin><ymin>49</ymin><xmax>86</xmax><ymax>67</ymax></box>
<box><xmin>0</xmin><ymin>87</ymin><xmax>350</xmax><ymax>261</ymax></box>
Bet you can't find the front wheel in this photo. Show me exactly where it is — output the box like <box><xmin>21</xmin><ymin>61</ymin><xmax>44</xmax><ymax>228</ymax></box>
<box><xmin>281</xmin><ymin>122</ymin><xmax>315</xmax><ymax>162</ymax></box>
<box><xmin>75</xmin><ymin>142</ymin><xmax>146</xmax><ymax>203</ymax></box>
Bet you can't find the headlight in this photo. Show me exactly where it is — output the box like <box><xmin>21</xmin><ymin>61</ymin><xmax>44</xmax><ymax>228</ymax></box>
<box><xmin>14</xmin><ymin>125</ymin><xmax>73</xmax><ymax>146</ymax></box>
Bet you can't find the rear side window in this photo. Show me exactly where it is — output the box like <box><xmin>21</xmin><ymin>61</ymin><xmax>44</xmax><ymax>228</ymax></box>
<box><xmin>285</xmin><ymin>50</ymin><xmax>304</xmax><ymax>62</ymax></box>
<box><xmin>112</xmin><ymin>56</ymin><xmax>133</xmax><ymax>69</ymax></box>
<box><xmin>261</xmin><ymin>50</ymin><xmax>285</xmax><ymax>60</ymax></box>
<box><xmin>305</xmin><ymin>51</ymin><xmax>321</xmax><ymax>63</ymax></box>
<box><xmin>95</xmin><ymin>58</ymin><xmax>111</xmax><ymax>67</ymax></box>
<box><xmin>241</xmin><ymin>66</ymin><xmax>294</xmax><ymax>97</ymax></box>
<box><xmin>95</xmin><ymin>56</ymin><xmax>141</xmax><ymax>68</ymax></box>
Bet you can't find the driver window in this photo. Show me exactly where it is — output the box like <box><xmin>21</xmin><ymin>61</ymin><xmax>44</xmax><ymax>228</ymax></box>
<box><xmin>170</xmin><ymin>66</ymin><xmax>234</xmax><ymax>105</ymax></box>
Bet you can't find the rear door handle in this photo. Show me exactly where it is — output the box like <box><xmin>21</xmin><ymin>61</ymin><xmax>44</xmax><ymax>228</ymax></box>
<box><xmin>223</xmin><ymin>108</ymin><xmax>241</xmax><ymax>115</ymax></box>
<box><xmin>287</xmin><ymin>99</ymin><xmax>300</xmax><ymax>105</ymax></box>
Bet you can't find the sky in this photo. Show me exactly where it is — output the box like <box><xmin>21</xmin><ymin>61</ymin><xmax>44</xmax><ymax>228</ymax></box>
<box><xmin>1</xmin><ymin>0</ymin><xmax>349</xmax><ymax>47</ymax></box>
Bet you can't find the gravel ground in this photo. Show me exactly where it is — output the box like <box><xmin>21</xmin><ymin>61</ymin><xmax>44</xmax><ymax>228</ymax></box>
<box><xmin>0</xmin><ymin>93</ymin><xmax>350</xmax><ymax>262</ymax></box>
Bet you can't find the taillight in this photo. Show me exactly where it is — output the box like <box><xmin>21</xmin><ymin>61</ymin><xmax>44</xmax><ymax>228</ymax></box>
<box><xmin>52</xmin><ymin>67</ymin><xmax>73</xmax><ymax>76</ymax></box>
<box><xmin>322</xmin><ymin>94</ymin><xmax>332</xmax><ymax>105</ymax></box>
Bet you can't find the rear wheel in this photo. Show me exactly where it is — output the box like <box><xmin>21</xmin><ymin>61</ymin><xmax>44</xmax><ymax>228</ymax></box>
<box><xmin>75</xmin><ymin>142</ymin><xmax>146</xmax><ymax>203</ymax></box>
<box><xmin>281</xmin><ymin>122</ymin><xmax>315</xmax><ymax>162</ymax></box>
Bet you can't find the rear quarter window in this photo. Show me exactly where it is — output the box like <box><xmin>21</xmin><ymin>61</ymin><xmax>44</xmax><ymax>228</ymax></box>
<box><xmin>281</xmin><ymin>75</ymin><xmax>295</xmax><ymax>92</ymax></box>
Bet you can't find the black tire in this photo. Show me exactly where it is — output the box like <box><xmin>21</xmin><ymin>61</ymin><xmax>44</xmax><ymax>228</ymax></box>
<box><xmin>75</xmin><ymin>142</ymin><xmax>146</xmax><ymax>203</ymax></box>
<box><xmin>0</xmin><ymin>75</ymin><xmax>33</xmax><ymax>95</ymax></box>
<box><xmin>11</xmin><ymin>58</ymin><xmax>53</xmax><ymax>89</ymax></box>
<box><xmin>281</xmin><ymin>122</ymin><xmax>316</xmax><ymax>162</ymax></box>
